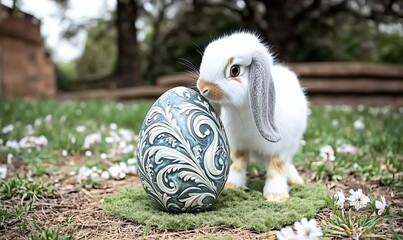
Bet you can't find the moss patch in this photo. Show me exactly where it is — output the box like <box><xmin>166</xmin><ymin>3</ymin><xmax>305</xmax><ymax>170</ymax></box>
<box><xmin>102</xmin><ymin>180</ymin><xmax>328</xmax><ymax>233</ymax></box>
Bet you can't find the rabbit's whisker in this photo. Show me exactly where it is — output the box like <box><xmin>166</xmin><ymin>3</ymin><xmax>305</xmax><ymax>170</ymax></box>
<box><xmin>192</xmin><ymin>42</ymin><xmax>204</xmax><ymax>57</ymax></box>
<box><xmin>178</xmin><ymin>58</ymin><xmax>199</xmax><ymax>74</ymax></box>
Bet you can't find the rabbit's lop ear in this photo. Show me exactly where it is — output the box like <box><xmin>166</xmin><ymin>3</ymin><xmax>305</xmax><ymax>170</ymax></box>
<box><xmin>249</xmin><ymin>51</ymin><xmax>281</xmax><ymax>142</ymax></box>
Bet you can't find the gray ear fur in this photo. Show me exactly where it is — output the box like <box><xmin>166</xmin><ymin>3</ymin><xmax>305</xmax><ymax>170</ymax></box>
<box><xmin>249</xmin><ymin>52</ymin><xmax>281</xmax><ymax>142</ymax></box>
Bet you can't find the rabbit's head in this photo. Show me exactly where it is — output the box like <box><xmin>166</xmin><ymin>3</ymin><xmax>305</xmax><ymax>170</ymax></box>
<box><xmin>197</xmin><ymin>32</ymin><xmax>280</xmax><ymax>142</ymax></box>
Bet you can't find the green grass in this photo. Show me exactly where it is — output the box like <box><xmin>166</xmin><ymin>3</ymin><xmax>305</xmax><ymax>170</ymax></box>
<box><xmin>0</xmin><ymin>177</ymin><xmax>52</xmax><ymax>231</ymax></box>
<box><xmin>0</xmin><ymin>176</ymin><xmax>51</xmax><ymax>201</ymax></box>
<box><xmin>102</xmin><ymin>180</ymin><xmax>328</xmax><ymax>233</ymax></box>
<box><xmin>0</xmin><ymin>99</ymin><xmax>152</xmax><ymax>175</ymax></box>
<box><xmin>295</xmin><ymin>106</ymin><xmax>402</xmax><ymax>189</ymax></box>
<box><xmin>0</xmin><ymin>99</ymin><xmax>402</xmax><ymax>237</ymax></box>
<box><xmin>1</xmin><ymin>100</ymin><xmax>401</xmax><ymax>188</ymax></box>
<box><xmin>323</xmin><ymin>194</ymin><xmax>392</xmax><ymax>239</ymax></box>
<box><xmin>29</xmin><ymin>227</ymin><xmax>72</xmax><ymax>240</ymax></box>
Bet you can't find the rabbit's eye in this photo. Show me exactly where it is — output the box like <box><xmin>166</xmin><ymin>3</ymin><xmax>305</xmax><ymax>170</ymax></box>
<box><xmin>230</xmin><ymin>65</ymin><xmax>240</xmax><ymax>77</ymax></box>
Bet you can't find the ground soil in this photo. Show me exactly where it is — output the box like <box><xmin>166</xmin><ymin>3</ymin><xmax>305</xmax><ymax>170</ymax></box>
<box><xmin>2</xmin><ymin>161</ymin><xmax>402</xmax><ymax>240</ymax></box>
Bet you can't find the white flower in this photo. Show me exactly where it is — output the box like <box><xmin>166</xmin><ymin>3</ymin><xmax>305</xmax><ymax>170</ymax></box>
<box><xmin>101</xmin><ymin>171</ymin><xmax>110</xmax><ymax>180</ymax></box>
<box><xmin>118</xmin><ymin>141</ymin><xmax>127</xmax><ymax>149</ymax></box>
<box><xmin>34</xmin><ymin>118</ymin><xmax>42</xmax><ymax>126</ymax></box>
<box><xmin>336</xmin><ymin>144</ymin><xmax>358</xmax><ymax>154</ymax></box>
<box><xmin>34</xmin><ymin>135</ymin><xmax>48</xmax><ymax>149</ymax></box>
<box><xmin>7</xmin><ymin>153</ymin><xmax>13</xmax><ymax>164</ymax></box>
<box><xmin>375</xmin><ymin>196</ymin><xmax>387</xmax><ymax>215</ymax></box>
<box><xmin>85</xmin><ymin>150</ymin><xmax>92</xmax><ymax>157</ymax></box>
<box><xmin>369</xmin><ymin>107</ymin><xmax>380</xmax><ymax>115</ymax></box>
<box><xmin>6</xmin><ymin>140</ymin><xmax>20</xmax><ymax>149</ymax></box>
<box><xmin>118</xmin><ymin>128</ymin><xmax>135</xmax><ymax>142</ymax></box>
<box><xmin>381</xmin><ymin>106</ymin><xmax>390</xmax><ymax>114</ymax></box>
<box><xmin>71</xmin><ymin>136</ymin><xmax>77</xmax><ymax>144</ymax></box>
<box><xmin>347</xmin><ymin>189</ymin><xmax>370</xmax><ymax>210</ymax></box>
<box><xmin>334</xmin><ymin>190</ymin><xmax>345</xmax><ymax>208</ymax></box>
<box><xmin>83</xmin><ymin>133</ymin><xmax>102</xmax><ymax>149</ymax></box>
<box><xmin>116</xmin><ymin>103</ymin><xmax>124</xmax><ymax>110</ymax></box>
<box><xmin>0</xmin><ymin>165</ymin><xmax>7</xmax><ymax>179</ymax></box>
<box><xmin>121</xmin><ymin>144</ymin><xmax>135</xmax><ymax>154</ymax></box>
<box><xmin>110</xmin><ymin>123</ymin><xmax>118</xmax><ymax>130</ymax></box>
<box><xmin>100</xmin><ymin>153</ymin><xmax>108</xmax><ymax>159</ymax></box>
<box><xmin>127</xmin><ymin>158</ymin><xmax>137</xmax><ymax>165</ymax></box>
<box><xmin>117</xmin><ymin>171</ymin><xmax>126</xmax><ymax>179</ymax></box>
<box><xmin>77</xmin><ymin>166</ymin><xmax>92</xmax><ymax>182</ymax></box>
<box><xmin>319</xmin><ymin>145</ymin><xmax>336</xmax><ymax>161</ymax></box>
<box><xmin>331</xmin><ymin>119</ymin><xmax>339</xmax><ymax>127</ymax></box>
<box><xmin>276</xmin><ymin>226</ymin><xmax>296</xmax><ymax>240</ymax></box>
<box><xmin>357</xmin><ymin>105</ymin><xmax>365</xmax><ymax>112</ymax></box>
<box><xmin>90</xmin><ymin>172</ymin><xmax>99</xmax><ymax>179</ymax></box>
<box><xmin>294</xmin><ymin>218</ymin><xmax>323</xmax><ymax>240</ymax></box>
<box><xmin>127</xmin><ymin>165</ymin><xmax>138</xmax><ymax>175</ymax></box>
<box><xmin>105</xmin><ymin>136</ymin><xmax>115</xmax><ymax>144</ymax></box>
<box><xmin>76</xmin><ymin>125</ymin><xmax>86</xmax><ymax>133</ymax></box>
<box><xmin>25</xmin><ymin>124</ymin><xmax>34</xmax><ymax>135</ymax></box>
<box><xmin>108</xmin><ymin>164</ymin><xmax>126</xmax><ymax>180</ymax></box>
<box><xmin>60</xmin><ymin>115</ymin><xmax>67</xmax><ymax>123</ymax></box>
<box><xmin>2</xmin><ymin>124</ymin><xmax>14</xmax><ymax>134</ymax></box>
<box><xmin>119</xmin><ymin>162</ymin><xmax>129</xmax><ymax>173</ymax></box>
<box><xmin>19</xmin><ymin>136</ymin><xmax>34</xmax><ymax>148</ymax></box>
<box><xmin>62</xmin><ymin>150</ymin><xmax>68</xmax><ymax>157</ymax></box>
<box><xmin>353</xmin><ymin>119</ymin><xmax>365</xmax><ymax>129</ymax></box>
<box><xmin>0</xmin><ymin>138</ymin><xmax>3</xmax><ymax>145</ymax></box>
<box><xmin>340</xmin><ymin>105</ymin><xmax>352</xmax><ymax>112</ymax></box>
<box><xmin>44</xmin><ymin>114</ymin><xmax>52</xmax><ymax>122</ymax></box>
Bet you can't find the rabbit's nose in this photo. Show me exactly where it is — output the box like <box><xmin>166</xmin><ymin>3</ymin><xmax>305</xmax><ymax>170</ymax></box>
<box><xmin>197</xmin><ymin>79</ymin><xmax>223</xmax><ymax>100</ymax></box>
<box><xmin>197</xmin><ymin>79</ymin><xmax>209</xmax><ymax>96</ymax></box>
<box><xmin>201</xmin><ymin>88</ymin><xmax>209</xmax><ymax>95</ymax></box>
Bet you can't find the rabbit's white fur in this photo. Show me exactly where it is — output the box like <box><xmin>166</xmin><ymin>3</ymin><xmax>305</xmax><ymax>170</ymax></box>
<box><xmin>197</xmin><ymin>32</ymin><xmax>308</xmax><ymax>201</ymax></box>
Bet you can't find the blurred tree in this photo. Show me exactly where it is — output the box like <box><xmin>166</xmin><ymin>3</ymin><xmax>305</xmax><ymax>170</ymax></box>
<box><xmin>22</xmin><ymin>0</ymin><xmax>402</xmax><ymax>90</ymax></box>
<box><xmin>54</xmin><ymin>61</ymin><xmax>77</xmax><ymax>91</ymax></box>
<box><xmin>123</xmin><ymin>0</ymin><xmax>403</xmax><ymax>84</ymax></box>
<box><xmin>291</xmin><ymin>14</ymin><xmax>380</xmax><ymax>62</ymax></box>
<box><xmin>198</xmin><ymin>0</ymin><xmax>403</xmax><ymax>61</ymax></box>
<box><xmin>377</xmin><ymin>31</ymin><xmax>403</xmax><ymax>64</ymax></box>
<box><xmin>139</xmin><ymin>0</ymin><xmax>246</xmax><ymax>84</ymax></box>
<box><xmin>52</xmin><ymin>0</ymin><xmax>142</xmax><ymax>88</ymax></box>
<box><xmin>116</xmin><ymin>0</ymin><xmax>141</xmax><ymax>87</ymax></box>
<box><xmin>76</xmin><ymin>19</ymin><xmax>117</xmax><ymax>78</ymax></box>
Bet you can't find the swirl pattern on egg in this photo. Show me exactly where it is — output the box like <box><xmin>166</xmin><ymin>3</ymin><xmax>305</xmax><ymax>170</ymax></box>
<box><xmin>137</xmin><ymin>87</ymin><xmax>230</xmax><ymax>212</ymax></box>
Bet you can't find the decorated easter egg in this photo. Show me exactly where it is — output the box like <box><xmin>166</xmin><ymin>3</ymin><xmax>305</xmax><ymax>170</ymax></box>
<box><xmin>136</xmin><ymin>87</ymin><xmax>230</xmax><ymax>212</ymax></box>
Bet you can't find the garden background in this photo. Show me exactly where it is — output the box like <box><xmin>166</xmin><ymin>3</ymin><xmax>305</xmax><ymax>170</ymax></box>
<box><xmin>0</xmin><ymin>0</ymin><xmax>402</xmax><ymax>239</ymax></box>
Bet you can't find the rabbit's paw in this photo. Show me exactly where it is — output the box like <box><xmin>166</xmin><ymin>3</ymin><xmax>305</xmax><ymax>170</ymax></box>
<box><xmin>224</xmin><ymin>169</ymin><xmax>247</xmax><ymax>189</ymax></box>
<box><xmin>286</xmin><ymin>163</ymin><xmax>304</xmax><ymax>185</ymax></box>
<box><xmin>264</xmin><ymin>192</ymin><xmax>290</xmax><ymax>202</ymax></box>
<box><xmin>224</xmin><ymin>182</ymin><xmax>241</xmax><ymax>189</ymax></box>
<box><xmin>287</xmin><ymin>176</ymin><xmax>304</xmax><ymax>185</ymax></box>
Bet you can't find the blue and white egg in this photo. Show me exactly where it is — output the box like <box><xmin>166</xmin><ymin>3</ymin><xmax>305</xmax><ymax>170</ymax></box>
<box><xmin>136</xmin><ymin>87</ymin><xmax>230</xmax><ymax>212</ymax></box>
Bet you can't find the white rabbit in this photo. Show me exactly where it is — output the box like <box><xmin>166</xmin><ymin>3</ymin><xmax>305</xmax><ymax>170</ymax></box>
<box><xmin>196</xmin><ymin>32</ymin><xmax>308</xmax><ymax>202</ymax></box>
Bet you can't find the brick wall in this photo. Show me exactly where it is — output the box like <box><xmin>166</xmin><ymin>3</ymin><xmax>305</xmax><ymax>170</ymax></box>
<box><xmin>0</xmin><ymin>5</ymin><xmax>56</xmax><ymax>98</ymax></box>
